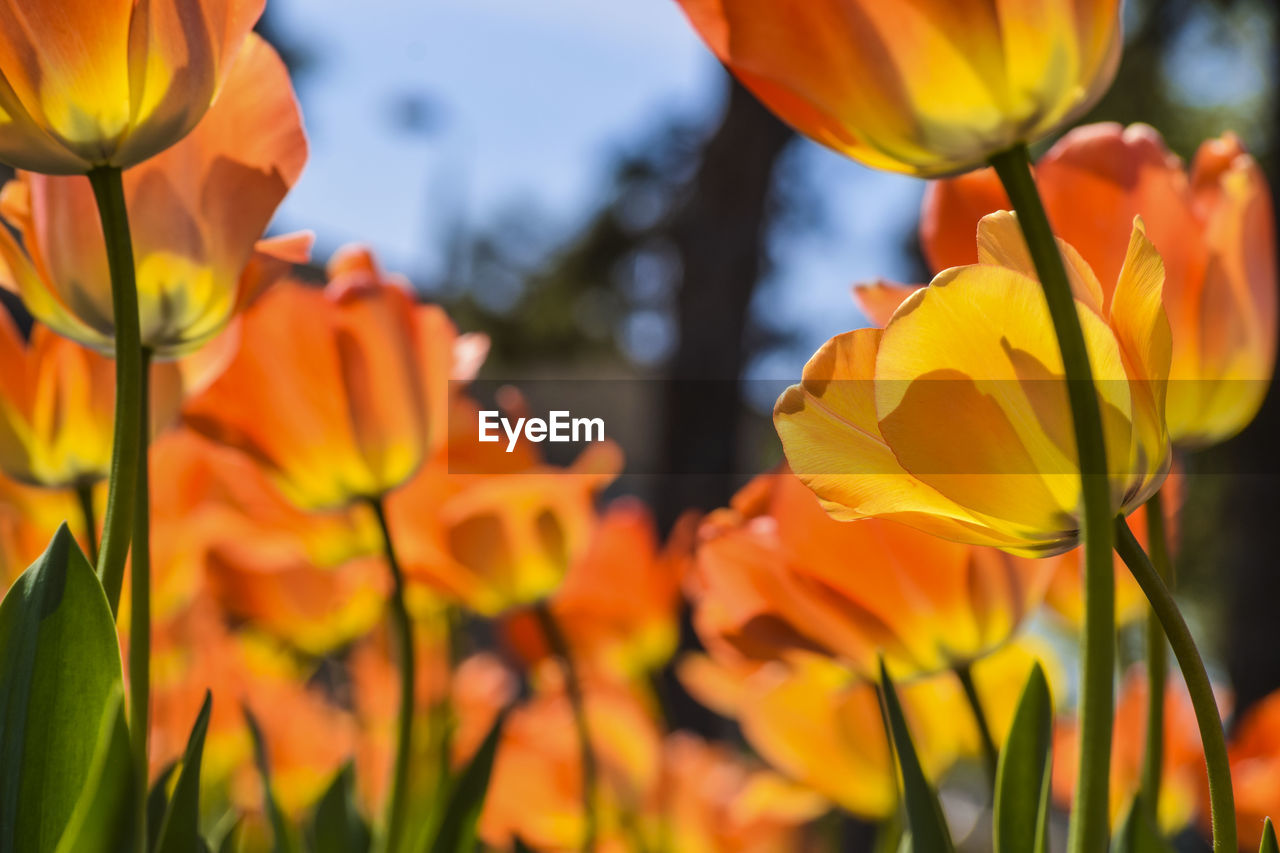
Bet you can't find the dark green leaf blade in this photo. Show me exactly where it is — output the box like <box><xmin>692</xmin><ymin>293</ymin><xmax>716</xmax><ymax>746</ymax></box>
<box><xmin>1261</xmin><ymin>818</ymin><xmax>1278</xmax><ymax>853</ymax></box>
<box><xmin>1111</xmin><ymin>796</ymin><xmax>1175</xmax><ymax>853</ymax></box>
<box><xmin>309</xmin><ymin>763</ymin><xmax>370</xmax><ymax>853</ymax></box>
<box><xmin>53</xmin><ymin>687</ymin><xmax>137</xmax><ymax>853</ymax></box>
<box><xmin>423</xmin><ymin>709</ymin><xmax>507</xmax><ymax>853</ymax></box>
<box><xmin>993</xmin><ymin>663</ymin><xmax>1053</xmax><ymax>853</ymax></box>
<box><xmin>878</xmin><ymin>660</ymin><xmax>956</xmax><ymax>853</ymax></box>
<box><xmin>0</xmin><ymin>525</ymin><xmax>123</xmax><ymax>853</ymax></box>
<box><xmin>154</xmin><ymin>691</ymin><xmax>213</xmax><ymax>853</ymax></box>
<box><xmin>244</xmin><ymin>705</ymin><xmax>298</xmax><ymax>853</ymax></box>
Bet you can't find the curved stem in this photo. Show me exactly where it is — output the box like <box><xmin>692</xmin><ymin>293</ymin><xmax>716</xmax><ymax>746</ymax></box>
<box><xmin>534</xmin><ymin>602</ymin><xmax>598</xmax><ymax>852</ymax></box>
<box><xmin>1114</xmin><ymin>517</ymin><xmax>1235</xmax><ymax>852</ymax></box>
<box><xmin>1140</xmin><ymin>489</ymin><xmax>1171</xmax><ymax>822</ymax></box>
<box><xmin>87</xmin><ymin>166</ymin><xmax>142</xmax><ymax>619</ymax></box>
<box><xmin>990</xmin><ymin>145</ymin><xmax>1115</xmax><ymax>853</ymax></box>
<box><xmin>74</xmin><ymin>481</ymin><xmax>99</xmax><ymax>565</ymax></box>
<box><xmin>370</xmin><ymin>498</ymin><xmax>414</xmax><ymax>853</ymax></box>
<box><xmin>954</xmin><ymin>662</ymin><xmax>998</xmax><ymax>788</ymax></box>
<box><xmin>129</xmin><ymin>349</ymin><xmax>152</xmax><ymax>853</ymax></box>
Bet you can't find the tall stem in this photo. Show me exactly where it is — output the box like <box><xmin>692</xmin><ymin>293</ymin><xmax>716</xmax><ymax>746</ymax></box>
<box><xmin>989</xmin><ymin>145</ymin><xmax>1115</xmax><ymax>853</ymax></box>
<box><xmin>87</xmin><ymin>166</ymin><xmax>142</xmax><ymax>618</ymax></box>
<box><xmin>370</xmin><ymin>498</ymin><xmax>414</xmax><ymax>853</ymax></box>
<box><xmin>954</xmin><ymin>662</ymin><xmax>998</xmax><ymax>787</ymax></box>
<box><xmin>1114</xmin><ymin>518</ymin><xmax>1235</xmax><ymax>852</ymax></box>
<box><xmin>1140</xmin><ymin>489</ymin><xmax>1171</xmax><ymax>822</ymax></box>
<box><xmin>74</xmin><ymin>481</ymin><xmax>98</xmax><ymax>565</ymax></box>
<box><xmin>534</xmin><ymin>602</ymin><xmax>598</xmax><ymax>852</ymax></box>
<box><xmin>129</xmin><ymin>349</ymin><xmax>152</xmax><ymax>853</ymax></box>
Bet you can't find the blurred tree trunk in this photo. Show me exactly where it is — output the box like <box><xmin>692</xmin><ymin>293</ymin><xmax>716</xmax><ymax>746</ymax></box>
<box><xmin>1221</xmin><ymin>0</ymin><xmax>1280</xmax><ymax>717</ymax></box>
<box><xmin>655</xmin><ymin>78</ymin><xmax>793</xmax><ymax>530</ymax></box>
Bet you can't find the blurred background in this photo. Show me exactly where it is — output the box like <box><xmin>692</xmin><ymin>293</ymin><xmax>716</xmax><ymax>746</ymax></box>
<box><xmin>254</xmin><ymin>0</ymin><xmax>1280</xmax><ymax>727</ymax></box>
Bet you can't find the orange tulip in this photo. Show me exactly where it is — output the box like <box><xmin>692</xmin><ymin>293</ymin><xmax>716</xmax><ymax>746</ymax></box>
<box><xmin>0</xmin><ymin>314</ymin><xmax>186</xmax><ymax>489</ymax></box>
<box><xmin>0</xmin><ymin>472</ymin><xmax>100</xmax><ymax>588</ymax></box>
<box><xmin>350</xmin><ymin>631</ymin><xmax>515</xmax><ymax>815</ymax></box>
<box><xmin>1224</xmin><ymin>688</ymin><xmax>1280</xmax><ymax>849</ymax></box>
<box><xmin>503</xmin><ymin>499</ymin><xmax>693</xmax><ymax>679</ymax></box>
<box><xmin>922</xmin><ymin>123</ymin><xmax>1277</xmax><ymax>446</ymax></box>
<box><xmin>148</xmin><ymin>601</ymin><xmax>356</xmax><ymax>812</ymax></box>
<box><xmin>675</xmin><ymin>0</ymin><xmax>1121</xmax><ymax>177</ymax></box>
<box><xmin>0</xmin><ymin>0</ymin><xmax>265</xmax><ymax>174</ymax></box>
<box><xmin>0</xmin><ymin>32</ymin><xmax>308</xmax><ymax>357</ymax></box>
<box><xmin>777</xmin><ymin>211</ymin><xmax>1171</xmax><ymax>556</ymax></box>
<box><xmin>185</xmin><ymin>249</ymin><xmax>473</xmax><ymax>512</ymax></box>
<box><xmin>678</xmin><ymin>652</ymin><xmax>966</xmax><ymax>820</ymax></box>
<box><xmin>1052</xmin><ymin>668</ymin><xmax>1220</xmax><ymax>834</ymax></box>
<box><xmin>647</xmin><ymin>733</ymin><xmax>825</xmax><ymax>853</ymax></box>
<box><xmin>479</xmin><ymin>675</ymin><xmax>663</xmax><ymax>851</ymax></box>
<box><xmin>688</xmin><ymin>468</ymin><xmax>1051</xmax><ymax>681</ymax></box>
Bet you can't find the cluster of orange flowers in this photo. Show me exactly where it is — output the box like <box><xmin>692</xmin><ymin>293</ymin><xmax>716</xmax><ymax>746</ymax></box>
<box><xmin>2</xmin><ymin>1</ymin><xmax>1280</xmax><ymax>852</ymax></box>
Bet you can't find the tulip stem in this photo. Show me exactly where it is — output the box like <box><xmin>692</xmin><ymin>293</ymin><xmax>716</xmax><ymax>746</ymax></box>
<box><xmin>1114</xmin><ymin>517</ymin><xmax>1235</xmax><ymax>851</ymax></box>
<box><xmin>129</xmin><ymin>348</ymin><xmax>152</xmax><ymax>853</ymax></box>
<box><xmin>74</xmin><ymin>482</ymin><xmax>98</xmax><ymax>565</ymax></box>
<box><xmin>534</xmin><ymin>601</ymin><xmax>598</xmax><ymax>853</ymax></box>
<box><xmin>1139</xmin><ymin>489</ymin><xmax>1171</xmax><ymax>823</ymax></box>
<box><xmin>953</xmin><ymin>662</ymin><xmax>998</xmax><ymax>787</ymax></box>
<box><xmin>87</xmin><ymin>165</ymin><xmax>142</xmax><ymax>619</ymax></box>
<box><xmin>370</xmin><ymin>497</ymin><xmax>414</xmax><ymax>853</ymax></box>
<box><xmin>990</xmin><ymin>144</ymin><xmax>1114</xmax><ymax>853</ymax></box>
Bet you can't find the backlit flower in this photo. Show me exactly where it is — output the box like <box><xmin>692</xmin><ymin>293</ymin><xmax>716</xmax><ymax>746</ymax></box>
<box><xmin>688</xmin><ymin>468</ymin><xmax>1050</xmax><ymax>680</ymax></box>
<box><xmin>0</xmin><ymin>33</ymin><xmax>308</xmax><ymax>358</ymax></box>
<box><xmin>922</xmin><ymin>123</ymin><xmax>1277</xmax><ymax>446</ymax></box>
<box><xmin>776</xmin><ymin>212</ymin><xmax>1171</xmax><ymax>556</ymax></box>
<box><xmin>185</xmin><ymin>249</ymin><xmax>470</xmax><ymax>512</ymax></box>
<box><xmin>0</xmin><ymin>0</ymin><xmax>265</xmax><ymax>174</ymax></box>
<box><xmin>674</xmin><ymin>0</ymin><xmax>1122</xmax><ymax>177</ymax></box>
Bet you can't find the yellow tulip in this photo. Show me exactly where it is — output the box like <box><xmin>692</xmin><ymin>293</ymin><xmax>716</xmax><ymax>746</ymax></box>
<box><xmin>776</xmin><ymin>211</ymin><xmax>1172</xmax><ymax>556</ymax></box>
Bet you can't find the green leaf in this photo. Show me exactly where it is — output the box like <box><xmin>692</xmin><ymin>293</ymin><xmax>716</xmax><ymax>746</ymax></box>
<box><xmin>52</xmin><ymin>687</ymin><xmax>137</xmax><ymax>853</ymax></box>
<box><xmin>214</xmin><ymin>819</ymin><xmax>242</xmax><ymax>853</ymax></box>
<box><xmin>244</xmin><ymin>705</ymin><xmax>298</xmax><ymax>853</ymax></box>
<box><xmin>422</xmin><ymin>709</ymin><xmax>508</xmax><ymax>853</ymax></box>
<box><xmin>1261</xmin><ymin>818</ymin><xmax>1278</xmax><ymax>853</ymax></box>
<box><xmin>878</xmin><ymin>660</ymin><xmax>956</xmax><ymax>853</ymax></box>
<box><xmin>147</xmin><ymin>763</ymin><xmax>178</xmax><ymax>851</ymax></box>
<box><xmin>0</xmin><ymin>525</ymin><xmax>123</xmax><ymax>853</ymax></box>
<box><xmin>309</xmin><ymin>763</ymin><xmax>370</xmax><ymax>853</ymax></box>
<box><xmin>154</xmin><ymin>691</ymin><xmax>213</xmax><ymax>853</ymax></box>
<box><xmin>1111</xmin><ymin>796</ymin><xmax>1175</xmax><ymax>853</ymax></box>
<box><xmin>994</xmin><ymin>663</ymin><xmax>1053</xmax><ymax>853</ymax></box>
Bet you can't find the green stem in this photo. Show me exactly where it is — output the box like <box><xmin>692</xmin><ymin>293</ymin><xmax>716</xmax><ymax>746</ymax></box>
<box><xmin>1139</xmin><ymin>489</ymin><xmax>1171</xmax><ymax>823</ymax></box>
<box><xmin>429</xmin><ymin>604</ymin><xmax>460</xmax><ymax>804</ymax></box>
<box><xmin>990</xmin><ymin>145</ymin><xmax>1115</xmax><ymax>853</ymax></box>
<box><xmin>87</xmin><ymin>166</ymin><xmax>142</xmax><ymax>619</ymax></box>
<box><xmin>534</xmin><ymin>602</ymin><xmax>598</xmax><ymax>852</ymax></box>
<box><xmin>1114</xmin><ymin>518</ymin><xmax>1235</xmax><ymax>852</ymax></box>
<box><xmin>74</xmin><ymin>481</ymin><xmax>98</xmax><ymax>565</ymax></box>
<box><xmin>370</xmin><ymin>498</ymin><xmax>414</xmax><ymax>853</ymax></box>
<box><xmin>954</xmin><ymin>662</ymin><xmax>998</xmax><ymax>787</ymax></box>
<box><xmin>129</xmin><ymin>348</ymin><xmax>152</xmax><ymax>853</ymax></box>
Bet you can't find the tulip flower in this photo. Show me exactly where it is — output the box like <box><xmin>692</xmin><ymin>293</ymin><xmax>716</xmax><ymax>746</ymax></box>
<box><xmin>776</xmin><ymin>211</ymin><xmax>1172</xmax><ymax>556</ymax></box>
<box><xmin>649</xmin><ymin>733</ymin><xmax>825</xmax><ymax>852</ymax></box>
<box><xmin>1224</xmin><ymin>688</ymin><xmax>1280</xmax><ymax>850</ymax></box>
<box><xmin>1052</xmin><ymin>669</ymin><xmax>1220</xmax><ymax>834</ymax></box>
<box><xmin>479</xmin><ymin>676</ymin><xmax>664</xmax><ymax>850</ymax></box>
<box><xmin>678</xmin><ymin>653</ymin><xmax>966</xmax><ymax>820</ymax></box>
<box><xmin>0</xmin><ymin>473</ymin><xmax>99</xmax><ymax>588</ymax></box>
<box><xmin>0</xmin><ymin>315</ymin><xmax>188</xmax><ymax>491</ymax></box>
<box><xmin>688</xmin><ymin>468</ymin><xmax>1050</xmax><ymax>681</ymax></box>
<box><xmin>185</xmin><ymin>250</ymin><xmax>464</xmax><ymax>512</ymax></box>
<box><xmin>0</xmin><ymin>33</ymin><xmax>308</xmax><ymax>358</ymax></box>
<box><xmin>502</xmin><ymin>499</ymin><xmax>693</xmax><ymax>679</ymax></box>
<box><xmin>0</xmin><ymin>0</ymin><xmax>265</xmax><ymax>174</ymax></box>
<box><xmin>922</xmin><ymin>123</ymin><xmax>1277</xmax><ymax>446</ymax></box>
<box><xmin>674</xmin><ymin>0</ymin><xmax>1121</xmax><ymax>177</ymax></box>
